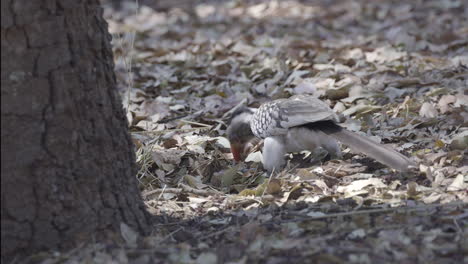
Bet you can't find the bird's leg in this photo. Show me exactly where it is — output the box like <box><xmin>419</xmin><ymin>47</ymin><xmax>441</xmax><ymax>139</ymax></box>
<box><xmin>287</xmin><ymin>127</ymin><xmax>342</xmax><ymax>161</ymax></box>
<box><xmin>262</xmin><ymin>136</ymin><xmax>287</xmax><ymax>174</ymax></box>
<box><xmin>320</xmin><ymin>138</ymin><xmax>342</xmax><ymax>160</ymax></box>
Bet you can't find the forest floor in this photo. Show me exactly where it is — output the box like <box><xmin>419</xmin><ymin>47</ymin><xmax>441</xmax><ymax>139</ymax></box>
<box><xmin>44</xmin><ymin>0</ymin><xmax>467</xmax><ymax>263</ymax></box>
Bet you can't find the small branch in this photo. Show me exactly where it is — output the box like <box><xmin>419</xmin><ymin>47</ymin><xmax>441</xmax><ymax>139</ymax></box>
<box><xmin>284</xmin><ymin>201</ymin><xmax>466</xmax><ymax>222</ymax></box>
<box><xmin>131</xmin><ymin>127</ymin><xmax>211</xmax><ymax>135</ymax></box>
<box><xmin>179</xmin><ymin>119</ymin><xmax>213</xmax><ymax>128</ymax></box>
<box><xmin>143</xmin><ymin>184</ymin><xmax>223</xmax><ymax>199</ymax></box>
<box><xmin>143</xmin><ymin>188</ymin><xmax>182</xmax><ymax>199</ymax></box>
<box><xmin>221</xmin><ymin>98</ymin><xmax>248</xmax><ymax>119</ymax></box>
<box><xmin>179</xmin><ymin>183</ymin><xmax>223</xmax><ymax>196</ymax></box>
<box><xmin>197</xmin><ymin>226</ymin><xmax>234</xmax><ymax>241</ymax></box>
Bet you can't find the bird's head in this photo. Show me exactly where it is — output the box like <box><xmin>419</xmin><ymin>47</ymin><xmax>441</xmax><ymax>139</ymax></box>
<box><xmin>226</xmin><ymin>106</ymin><xmax>256</xmax><ymax>162</ymax></box>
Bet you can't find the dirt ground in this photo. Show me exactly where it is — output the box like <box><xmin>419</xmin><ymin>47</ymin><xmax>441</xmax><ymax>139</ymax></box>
<box><xmin>38</xmin><ymin>0</ymin><xmax>466</xmax><ymax>263</ymax></box>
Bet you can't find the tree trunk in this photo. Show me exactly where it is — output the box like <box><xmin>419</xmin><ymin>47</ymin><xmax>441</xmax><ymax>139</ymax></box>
<box><xmin>1</xmin><ymin>0</ymin><xmax>150</xmax><ymax>261</ymax></box>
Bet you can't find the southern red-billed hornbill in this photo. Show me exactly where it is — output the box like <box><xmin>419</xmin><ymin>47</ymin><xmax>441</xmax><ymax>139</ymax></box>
<box><xmin>227</xmin><ymin>95</ymin><xmax>414</xmax><ymax>173</ymax></box>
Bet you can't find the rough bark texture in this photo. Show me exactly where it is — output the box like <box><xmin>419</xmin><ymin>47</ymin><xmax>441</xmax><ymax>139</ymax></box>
<box><xmin>1</xmin><ymin>0</ymin><xmax>150</xmax><ymax>261</ymax></box>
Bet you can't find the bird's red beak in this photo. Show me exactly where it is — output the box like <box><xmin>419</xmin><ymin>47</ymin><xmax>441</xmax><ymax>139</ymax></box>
<box><xmin>230</xmin><ymin>142</ymin><xmax>243</xmax><ymax>162</ymax></box>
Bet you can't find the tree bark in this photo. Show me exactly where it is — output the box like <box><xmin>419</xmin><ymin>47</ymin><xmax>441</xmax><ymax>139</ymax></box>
<box><xmin>1</xmin><ymin>0</ymin><xmax>150</xmax><ymax>261</ymax></box>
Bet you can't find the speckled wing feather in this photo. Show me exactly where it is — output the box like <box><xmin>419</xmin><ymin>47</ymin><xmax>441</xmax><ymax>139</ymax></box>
<box><xmin>251</xmin><ymin>95</ymin><xmax>339</xmax><ymax>138</ymax></box>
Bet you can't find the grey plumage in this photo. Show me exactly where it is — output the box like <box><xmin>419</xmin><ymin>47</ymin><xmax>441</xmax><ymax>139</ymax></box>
<box><xmin>307</xmin><ymin>121</ymin><xmax>414</xmax><ymax>172</ymax></box>
<box><xmin>227</xmin><ymin>95</ymin><xmax>415</xmax><ymax>173</ymax></box>
<box><xmin>251</xmin><ymin>95</ymin><xmax>339</xmax><ymax>138</ymax></box>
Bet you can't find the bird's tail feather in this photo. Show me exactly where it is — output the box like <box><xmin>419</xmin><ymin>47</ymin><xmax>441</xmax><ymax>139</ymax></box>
<box><xmin>312</xmin><ymin>122</ymin><xmax>414</xmax><ymax>172</ymax></box>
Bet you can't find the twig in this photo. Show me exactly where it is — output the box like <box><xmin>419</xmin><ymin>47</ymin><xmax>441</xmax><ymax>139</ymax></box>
<box><xmin>157</xmin><ymin>110</ymin><xmax>204</xmax><ymax>124</ymax></box>
<box><xmin>179</xmin><ymin>183</ymin><xmax>223</xmax><ymax>196</ymax></box>
<box><xmin>197</xmin><ymin>226</ymin><xmax>234</xmax><ymax>241</ymax></box>
<box><xmin>179</xmin><ymin>119</ymin><xmax>213</xmax><ymax>128</ymax></box>
<box><xmin>221</xmin><ymin>98</ymin><xmax>248</xmax><ymax>119</ymax></box>
<box><xmin>453</xmin><ymin>218</ymin><xmax>462</xmax><ymax>233</ymax></box>
<box><xmin>262</xmin><ymin>168</ymin><xmax>276</xmax><ymax>197</ymax></box>
<box><xmin>284</xmin><ymin>201</ymin><xmax>466</xmax><ymax>222</ymax></box>
<box><xmin>143</xmin><ymin>188</ymin><xmax>182</xmax><ymax>199</ymax></box>
<box><xmin>333</xmin><ymin>165</ymin><xmax>343</xmax><ymax>177</ymax></box>
<box><xmin>160</xmin><ymin>227</ymin><xmax>184</xmax><ymax>243</ymax></box>
<box><xmin>157</xmin><ymin>184</ymin><xmax>167</xmax><ymax>201</ymax></box>
<box><xmin>131</xmin><ymin>127</ymin><xmax>211</xmax><ymax>135</ymax></box>
<box><xmin>233</xmin><ymin>196</ymin><xmax>264</xmax><ymax>207</ymax></box>
<box><xmin>144</xmin><ymin>183</ymin><xmax>223</xmax><ymax>199</ymax></box>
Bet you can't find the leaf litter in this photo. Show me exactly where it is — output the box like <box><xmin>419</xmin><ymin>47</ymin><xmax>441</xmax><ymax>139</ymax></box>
<box><xmin>38</xmin><ymin>0</ymin><xmax>467</xmax><ymax>263</ymax></box>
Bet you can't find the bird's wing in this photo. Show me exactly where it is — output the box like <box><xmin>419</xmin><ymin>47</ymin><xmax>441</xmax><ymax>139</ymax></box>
<box><xmin>251</xmin><ymin>95</ymin><xmax>339</xmax><ymax>138</ymax></box>
<box><xmin>277</xmin><ymin>95</ymin><xmax>339</xmax><ymax>126</ymax></box>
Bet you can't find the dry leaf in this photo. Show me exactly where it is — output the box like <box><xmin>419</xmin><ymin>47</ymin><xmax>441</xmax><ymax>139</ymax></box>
<box><xmin>419</xmin><ymin>102</ymin><xmax>438</xmax><ymax>118</ymax></box>
<box><xmin>337</xmin><ymin>177</ymin><xmax>387</xmax><ymax>196</ymax></box>
<box><xmin>447</xmin><ymin>174</ymin><xmax>466</xmax><ymax>191</ymax></box>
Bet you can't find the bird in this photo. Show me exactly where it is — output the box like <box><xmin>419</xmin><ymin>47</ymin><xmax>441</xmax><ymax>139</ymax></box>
<box><xmin>226</xmin><ymin>95</ymin><xmax>414</xmax><ymax>173</ymax></box>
